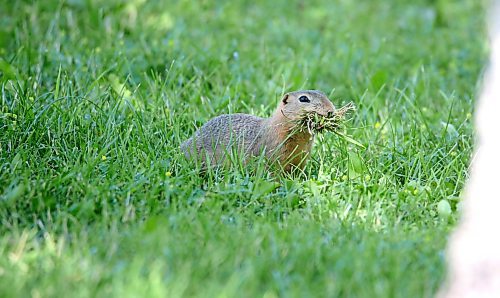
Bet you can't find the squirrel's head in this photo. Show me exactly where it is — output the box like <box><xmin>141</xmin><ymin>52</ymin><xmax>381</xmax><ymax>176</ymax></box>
<box><xmin>278</xmin><ymin>90</ymin><xmax>336</xmax><ymax>121</ymax></box>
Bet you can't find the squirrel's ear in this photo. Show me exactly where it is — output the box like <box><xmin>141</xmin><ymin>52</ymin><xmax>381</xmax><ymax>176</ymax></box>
<box><xmin>282</xmin><ymin>94</ymin><xmax>289</xmax><ymax>105</ymax></box>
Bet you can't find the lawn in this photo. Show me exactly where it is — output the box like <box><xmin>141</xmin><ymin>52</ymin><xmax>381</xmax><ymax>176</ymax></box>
<box><xmin>0</xmin><ymin>0</ymin><xmax>486</xmax><ymax>297</ymax></box>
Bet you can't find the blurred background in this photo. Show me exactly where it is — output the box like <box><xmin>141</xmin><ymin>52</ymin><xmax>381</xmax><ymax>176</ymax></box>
<box><xmin>0</xmin><ymin>0</ymin><xmax>485</xmax><ymax>116</ymax></box>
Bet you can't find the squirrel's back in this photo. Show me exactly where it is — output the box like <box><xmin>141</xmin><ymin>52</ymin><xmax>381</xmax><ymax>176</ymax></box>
<box><xmin>181</xmin><ymin>113</ymin><xmax>265</xmax><ymax>164</ymax></box>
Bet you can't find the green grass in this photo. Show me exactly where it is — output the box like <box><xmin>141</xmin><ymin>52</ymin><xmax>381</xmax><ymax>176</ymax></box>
<box><xmin>0</xmin><ymin>0</ymin><xmax>486</xmax><ymax>297</ymax></box>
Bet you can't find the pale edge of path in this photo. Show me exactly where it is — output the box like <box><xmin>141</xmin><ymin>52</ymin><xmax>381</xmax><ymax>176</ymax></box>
<box><xmin>439</xmin><ymin>1</ymin><xmax>500</xmax><ymax>297</ymax></box>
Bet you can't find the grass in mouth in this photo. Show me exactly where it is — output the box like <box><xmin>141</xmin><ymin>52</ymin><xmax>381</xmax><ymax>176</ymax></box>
<box><xmin>299</xmin><ymin>102</ymin><xmax>356</xmax><ymax>134</ymax></box>
<box><xmin>297</xmin><ymin>102</ymin><xmax>364</xmax><ymax>147</ymax></box>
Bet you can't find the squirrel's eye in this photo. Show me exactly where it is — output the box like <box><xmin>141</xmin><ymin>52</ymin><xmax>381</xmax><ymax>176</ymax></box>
<box><xmin>299</xmin><ymin>96</ymin><xmax>310</xmax><ymax>103</ymax></box>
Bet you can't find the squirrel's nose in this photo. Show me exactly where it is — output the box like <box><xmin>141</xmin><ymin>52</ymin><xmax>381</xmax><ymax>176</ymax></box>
<box><xmin>327</xmin><ymin>111</ymin><xmax>335</xmax><ymax>118</ymax></box>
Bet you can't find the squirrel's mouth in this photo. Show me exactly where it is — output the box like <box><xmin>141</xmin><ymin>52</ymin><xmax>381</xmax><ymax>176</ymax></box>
<box><xmin>295</xmin><ymin>103</ymin><xmax>356</xmax><ymax>135</ymax></box>
<box><xmin>315</xmin><ymin>110</ymin><xmax>335</xmax><ymax>117</ymax></box>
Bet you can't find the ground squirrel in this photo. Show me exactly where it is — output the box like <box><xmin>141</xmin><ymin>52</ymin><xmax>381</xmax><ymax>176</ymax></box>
<box><xmin>181</xmin><ymin>90</ymin><xmax>336</xmax><ymax>173</ymax></box>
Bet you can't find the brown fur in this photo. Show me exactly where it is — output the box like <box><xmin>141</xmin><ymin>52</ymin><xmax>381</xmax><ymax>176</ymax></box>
<box><xmin>181</xmin><ymin>90</ymin><xmax>335</xmax><ymax>173</ymax></box>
